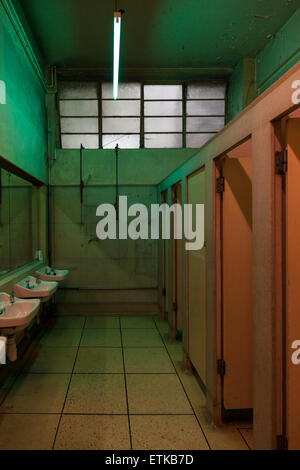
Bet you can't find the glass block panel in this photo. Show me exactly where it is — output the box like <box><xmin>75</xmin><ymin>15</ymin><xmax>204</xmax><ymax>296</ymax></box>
<box><xmin>144</xmin><ymin>101</ymin><xmax>182</xmax><ymax>116</ymax></box>
<box><xmin>145</xmin><ymin>117</ymin><xmax>182</xmax><ymax>133</ymax></box>
<box><xmin>187</xmin><ymin>82</ymin><xmax>227</xmax><ymax>99</ymax></box>
<box><xmin>59</xmin><ymin>81</ymin><xmax>98</xmax><ymax>99</ymax></box>
<box><xmin>59</xmin><ymin>100</ymin><xmax>98</xmax><ymax>117</ymax></box>
<box><xmin>187</xmin><ymin>100</ymin><xmax>225</xmax><ymax>116</ymax></box>
<box><xmin>186</xmin><ymin>117</ymin><xmax>225</xmax><ymax>132</ymax></box>
<box><xmin>102</xmin><ymin>134</ymin><xmax>140</xmax><ymax>149</ymax></box>
<box><xmin>102</xmin><ymin>117</ymin><xmax>140</xmax><ymax>133</ymax></box>
<box><xmin>144</xmin><ymin>85</ymin><xmax>182</xmax><ymax>100</ymax></box>
<box><xmin>102</xmin><ymin>100</ymin><xmax>140</xmax><ymax>116</ymax></box>
<box><xmin>186</xmin><ymin>133</ymin><xmax>215</xmax><ymax>148</ymax></box>
<box><xmin>61</xmin><ymin>134</ymin><xmax>99</xmax><ymax>149</ymax></box>
<box><xmin>60</xmin><ymin>118</ymin><xmax>99</xmax><ymax>133</ymax></box>
<box><xmin>144</xmin><ymin>134</ymin><xmax>182</xmax><ymax>148</ymax></box>
<box><xmin>102</xmin><ymin>82</ymin><xmax>141</xmax><ymax>99</ymax></box>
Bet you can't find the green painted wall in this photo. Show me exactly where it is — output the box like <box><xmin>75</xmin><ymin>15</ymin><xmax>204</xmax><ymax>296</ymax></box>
<box><xmin>0</xmin><ymin>2</ymin><xmax>47</xmax><ymax>182</ymax></box>
<box><xmin>256</xmin><ymin>8</ymin><xmax>300</xmax><ymax>93</ymax></box>
<box><xmin>228</xmin><ymin>59</ymin><xmax>243</xmax><ymax>121</ymax></box>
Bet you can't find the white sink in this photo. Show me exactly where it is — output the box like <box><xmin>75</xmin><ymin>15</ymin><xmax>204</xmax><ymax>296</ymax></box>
<box><xmin>0</xmin><ymin>336</ymin><xmax>7</xmax><ymax>365</ymax></box>
<box><xmin>0</xmin><ymin>293</ymin><xmax>41</xmax><ymax>362</ymax></box>
<box><xmin>35</xmin><ymin>266</ymin><xmax>69</xmax><ymax>282</ymax></box>
<box><xmin>14</xmin><ymin>276</ymin><xmax>58</xmax><ymax>301</ymax></box>
<box><xmin>0</xmin><ymin>293</ymin><xmax>40</xmax><ymax>329</ymax></box>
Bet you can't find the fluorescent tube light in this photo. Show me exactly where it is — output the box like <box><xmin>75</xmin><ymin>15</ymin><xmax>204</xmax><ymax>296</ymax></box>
<box><xmin>113</xmin><ymin>11</ymin><xmax>121</xmax><ymax>100</ymax></box>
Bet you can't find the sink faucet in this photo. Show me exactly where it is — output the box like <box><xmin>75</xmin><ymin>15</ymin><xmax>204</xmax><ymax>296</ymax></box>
<box><xmin>10</xmin><ymin>291</ymin><xmax>15</xmax><ymax>304</ymax></box>
<box><xmin>36</xmin><ymin>275</ymin><xmax>41</xmax><ymax>285</ymax></box>
<box><xmin>26</xmin><ymin>279</ymin><xmax>32</xmax><ymax>289</ymax></box>
<box><xmin>0</xmin><ymin>307</ymin><xmax>5</xmax><ymax>316</ymax></box>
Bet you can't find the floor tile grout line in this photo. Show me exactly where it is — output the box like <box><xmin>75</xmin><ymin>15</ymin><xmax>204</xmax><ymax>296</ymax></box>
<box><xmin>153</xmin><ymin>318</ymin><xmax>212</xmax><ymax>451</ymax></box>
<box><xmin>51</xmin><ymin>317</ymin><xmax>87</xmax><ymax>450</ymax></box>
<box><xmin>237</xmin><ymin>428</ymin><xmax>252</xmax><ymax>450</ymax></box>
<box><xmin>119</xmin><ymin>316</ymin><xmax>133</xmax><ymax>451</ymax></box>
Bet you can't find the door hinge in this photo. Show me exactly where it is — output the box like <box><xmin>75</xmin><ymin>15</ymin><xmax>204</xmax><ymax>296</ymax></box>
<box><xmin>173</xmin><ymin>302</ymin><xmax>178</xmax><ymax>313</ymax></box>
<box><xmin>217</xmin><ymin>359</ymin><xmax>226</xmax><ymax>377</ymax></box>
<box><xmin>216</xmin><ymin>176</ymin><xmax>225</xmax><ymax>193</ymax></box>
<box><xmin>275</xmin><ymin>150</ymin><xmax>288</xmax><ymax>175</ymax></box>
<box><xmin>276</xmin><ymin>435</ymin><xmax>288</xmax><ymax>450</ymax></box>
<box><xmin>162</xmin><ymin>287</ymin><xmax>166</xmax><ymax>297</ymax></box>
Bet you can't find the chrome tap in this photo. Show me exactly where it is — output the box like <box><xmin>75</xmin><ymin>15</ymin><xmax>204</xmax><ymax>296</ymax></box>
<box><xmin>0</xmin><ymin>307</ymin><xmax>5</xmax><ymax>316</ymax></box>
<box><xmin>10</xmin><ymin>291</ymin><xmax>15</xmax><ymax>304</ymax></box>
<box><xmin>36</xmin><ymin>275</ymin><xmax>42</xmax><ymax>285</ymax></box>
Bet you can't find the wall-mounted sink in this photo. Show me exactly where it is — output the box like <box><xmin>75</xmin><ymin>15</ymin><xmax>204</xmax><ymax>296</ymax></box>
<box><xmin>35</xmin><ymin>266</ymin><xmax>69</xmax><ymax>282</ymax></box>
<box><xmin>14</xmin><ymin>276</ymin><xmax>58</xmax><ymax>302</ymax></box>
<box><xmin>0</xmin><ymin>293</ymin><xmax>40</xmax><ymax>362</ymax></box>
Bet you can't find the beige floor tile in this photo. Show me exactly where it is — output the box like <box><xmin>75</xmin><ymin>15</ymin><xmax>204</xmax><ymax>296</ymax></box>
<box><xmin>122</xmin><ymin>329</ymin><xmax>163</xmax><ymax>348</ymax></box>
<box><xmin>37</xmin><ymin>329</ymin><xmax>82</xmax><ymax>348</ymax></box>
<box><xmin>124</xmin><ymin>348</ymin><xmax>175</xmax><ymax>373</ymax></box>
<box><xmin>54</xmin><ymin>415</ymin><xmax>130</xmax><ymax>450</ymax></box>
<box><xmin>64</xmin><ymin>374</ymin><xmax>127</xmax><ymax>414</ymax></box>
<box><xmin>0</xmin><ymin>414</ymin><xmax>60</xmax><ymax>450</ymax></box>
<box><xmin>24</xmin><ymin>347</ymin><xmax>77</xmax><ymax>373</ymax></box>
<box><xmin>74</xmin><ymin>348</ymin><xmax>124</xmax><ymax>373</ymax></box>
<box><xmin>85</xmin><ymin>316</ymin><xmax>120</xmax><ymax>329</ymax></box>
<box><xmin>0</xmin><ymin>373</ymin><xmax>70</xmax><ymax>413</ymax></box>
<box><xmin>48</xmin><ymin>316</ymin><xmax>85</xmax><ymax>329</ymax></box>
<box><xmin>154</xmin><ymin>318</ymin><xmax>169</xmax><ymax>335</ymax></box>
<box><xmin>131</xmin><ymin>415</ymin><xmax>209</xmax><ymax>450</ymax></box>
<box><xmin>127</xmin><ymin>374</ymin><xmax>193</xmax><ymax>414</ymax></box>
<box><xmin>239</xmin><ymin>428</ymin><xmax>254</xmax><ymax>449</ymax></box>
<box><xmin>121</xmin><ymin>316</ymin><xmax>156</xmax><ymax>329</ymax></box>
<box><xmin>81</xmin><ymin>329</ymin><xmax>122</xmax><ymax>347</ymax></box>
<box><xmin>195</xmin><ymin>407</ymin><xmax>249</xmax><ymax>450</ymax></box>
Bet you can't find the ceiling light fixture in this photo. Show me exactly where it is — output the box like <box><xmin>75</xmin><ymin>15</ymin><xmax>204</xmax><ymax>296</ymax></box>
<box><xmin>113</xmin><ymin>8</ymin><xmax>122</xmax><ymax>100</ymax></box>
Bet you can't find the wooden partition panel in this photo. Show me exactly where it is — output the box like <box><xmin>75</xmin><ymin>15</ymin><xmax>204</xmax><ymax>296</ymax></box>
<box><xmin>222</xmin><ymin>155</ymin><xmax>253</xmax><ymax>410</ymax></box>
<box><xmin>171</xmin><ymin>183</ymin><xmax>183</xmax><ymax>335</ymax></box>
<box><xmin>187</xmin><ymin>168</ymin><xmax>206</xmax><ymax>385</ymax></box>
<box><xmin>161</xmin><ymin>190</ymin><xmax>168</xmax><ymax>319</ymax></box>
<box><xmin>285</xmin><ymin>118</ymin><xmax>300</xmax><ymax>449</ymax></box>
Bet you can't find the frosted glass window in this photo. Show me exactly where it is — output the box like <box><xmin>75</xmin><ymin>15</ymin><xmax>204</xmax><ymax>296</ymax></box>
<box><xmin>59</xmin><ymin>100</ymin><xmax>98</xmax><ymax>117</ymax></box>
<box><xmin>103</xmin><ymin>117</ymin><xmax>140</xmax><ymax>133</ymax></box>
<box><xmin>187</xmin><ymin>100</ymin><xmax>225</xmax><ymax>116</ymax></box>
<box><xmin>187</xmin><ymin>82</ymin><xmax>227</xmax><ymax>99</ymax></box>
<box><xmin>145</xmin><ymin>118</ymin><xmax>182</xmax><ymax>133</ymax></box>
<box><xmin>144</xmin><ymin>134</ymin><xmax>182</xmax><ymax>148</ymax></box>
<box><xmin>102</xmin><ymin>100</ymin><xmax>140</xmax><ymax>116</ymax></box>
<box><xmin>61</xmin><ymin>118</ymin><xmax>99</xmax><ymax>133</ymax></box>
<box><xmin>102</xmin><ymin>82</ymin><xmax>141</xmax><ymax>99</ymax></box>
<box><xmin>186</xmin><ymin>117</ymin><xmax>224</xmax><ymax>132</ymax></box>
<box><xmin>61</xmin><ymin>135</ymin><xmax>99</xmax><ymax>149</ymax></box>
<box><xmin>186</xmin><ymin>133</ymin><xmax>215</xmax><ymax>148</ymax></box>
<box><xmin>144</xmin><ymin>101</ymin><xmax>182</xmax><ymax>116</ymax></box>
<box><xmin>59</xmin><ymin>81</ymin><xmax>98</xmax><ymax>99</ymax></box>
<box><xmin>144</xmin><ymin>85</ymin><xmax>182</xmax><ymax>100</ymax></box>
<box><xmin>102</xmin><ymin>135</ymin><xmax>140</xmax><ymax>149</ymax></box>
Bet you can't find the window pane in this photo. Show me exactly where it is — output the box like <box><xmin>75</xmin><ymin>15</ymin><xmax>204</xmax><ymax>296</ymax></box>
<box><xmin>144</xmin><ymin>85</ymin><xmax>182</xmax><ymax>100</ymax></box>
<box><xmin>145</xmin><ymin>117</ymin><xmax>182</xmax><ymax>133</ymax></box>
<box><xmin>144</xmin><ymin>134</ymin><xmax>182</xmax><ymax>148</ymax></box>
<box><xmin>102</xmin><ymin>118</ymin><xmax>140</xmax><ymax>133</ymax></box>
<box><xmin>102</xmin><ymin>82</ymin><xmax>141</xmax><ymax>99</ymax></box>
<box><xmin>59</xmin><ymin>81</ymin><xmax>98</xmax><ymax>99</ymax></box>
<box><xmin>61</xmin><ymin>135</ymin><xmax>99</xmax><ymax>149</ymax></box>
<box><xmin>59</xmin><ymin>100</ymin><xmax>98</xmax><ymax>117</ymax></box>
<box><xmin>102</xmin><ymin>100</ymin><xmax>140</xmax><ymax>116</ymax></box>
<box><xmin>186</xmin><ymin>133</ymin><xmax>215</xmax><ymax>148</ymax></box>
<box><xmin>103</xmin><ymin>135</ymin><xmax>140</xmax><ymax>149</ymax></box>
<box><xmin>187</xmin><ymin>82</ymin><xmax>226</xmax><ymax>99</ymax></box>
<box><xmin>187</xmin><ymin>100</ymin><xmax>225</xmax><ymax>116</ymax></box>
<box><xmin>186</xmin><ymin>117</ymin><xmax>224</xmax><ymax>132</ymax></box>
<box><xmin>61</xmin><ymin>118</ymin><xmax>99</xmax><ymax>133</ymax></box>
<box><xmin>144</xmin><ymin>101</ymin><xmax>182</xmax><ymax>116</ymax></box>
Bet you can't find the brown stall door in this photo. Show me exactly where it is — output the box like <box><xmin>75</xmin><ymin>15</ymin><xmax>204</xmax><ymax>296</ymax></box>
<box><xmin>171</xmin><ymin>183</ymin><xmax>183</xmax><ymax>337</ymax></box>
<box><xmin>285</xmin><ymin>118</ymin><xmax>300</xmax><ymax>449</ymax></box>
<box><xmin>161</xmin><ymin>190</ymin><xmax>168</xmax><ymax>319</ymax></box>
<box><xmin>222</xmin><ymin>155</ymin><xmax>253</xmax><ymax>410</ymax></box>
<box><xmin>187</xmin><ymin>168</ymin><xmax>206</xmax><ymax>385</ymax></box>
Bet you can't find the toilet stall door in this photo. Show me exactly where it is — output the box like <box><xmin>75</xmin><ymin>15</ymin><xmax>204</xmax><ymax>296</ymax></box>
<box><xmin>171</xmin><ymin>183</ymin><xmax>183</xmax><ymax>336</ymax></box>
<box><xmin>285</xmin><ymin>118</ymin><xmax>300</xmax><ymax>449</ymax></box>
<box><xmin>187</xmin><ymin>168</ymin><xmax>206</xmax><ymax>385</ymax></box>
<box><xmin>161</xmin><ymin>191</ymin><xmax>168</xmax><ymax>319</ymax></box>
<box><xmin>222</xmin><ymin>156</ymin><xmax>253</xmax><ymax>410</ymax></box>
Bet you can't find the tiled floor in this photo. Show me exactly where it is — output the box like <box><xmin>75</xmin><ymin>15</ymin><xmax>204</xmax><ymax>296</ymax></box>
<box><xmin>0</xmin><ymin>315</ymin><xmax>253</xmax><ymax>450</ymax></box>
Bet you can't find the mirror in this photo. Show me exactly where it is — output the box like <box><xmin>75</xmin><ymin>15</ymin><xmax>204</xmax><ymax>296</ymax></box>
<box><xmin>0</xmin><ymin>168</ymin><xmax>39</xmax><ymax>276</ymax></box>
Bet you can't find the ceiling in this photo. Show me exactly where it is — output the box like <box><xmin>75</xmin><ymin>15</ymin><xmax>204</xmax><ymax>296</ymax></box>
<box><xmin>18</xmin><ymin>0</ymin><xmax>299</xmax><ymax>72</ymax></box>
